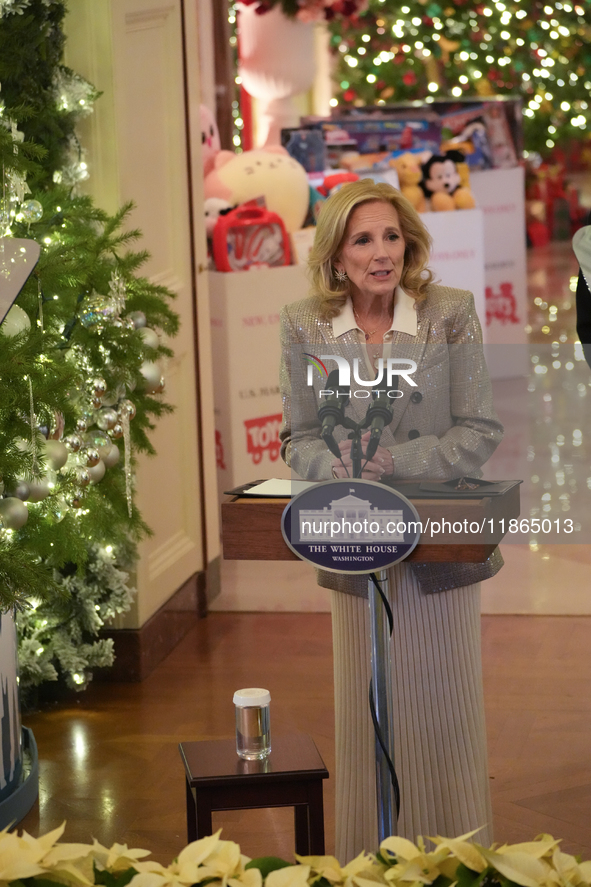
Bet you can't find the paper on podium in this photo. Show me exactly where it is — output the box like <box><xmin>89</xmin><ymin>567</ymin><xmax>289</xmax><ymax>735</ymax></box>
<box><xmin>225</xmin><ymin>478</ymin><xmax>315</xmax><ymax>498</ymax></box>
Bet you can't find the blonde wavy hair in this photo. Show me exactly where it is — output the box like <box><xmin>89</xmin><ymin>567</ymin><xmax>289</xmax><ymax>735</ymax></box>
<box><xmin>308</xmin><ymin>179</ymin><xmax>434</xmax><ymax>320</ymax></box>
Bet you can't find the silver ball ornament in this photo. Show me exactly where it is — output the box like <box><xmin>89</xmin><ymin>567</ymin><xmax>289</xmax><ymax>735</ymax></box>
<box><xmin>129</xmin><ymin>311</ymin><xmax>147</xmax><ymax>329</ymax></box>
<box><xmin>103</xmin><ymin>385</ymin><xmax>125</xmax><ymax>407</ymax></box>
<box><xmin>0</xmin><ymin>497</ymin><xmax>29</xmax><ymax>530</ymax></box>
<box><xmin>139</xmin><ymin>361</ymin><xmax>161</xmax><ymax>393</ymax></box>
<box><xmin>28</xmin><ymin>477</ymin><xmax>52</xmax><ymax>502</ymax></box>
<box><xmin>102</xmin><ymin>444</ymin><xmax>120</xmax><ymax>468</ymax></box>
<box><xmin>92</xmin><ymin>396</ymin><xmax>103</xmax><ymax>409</ymax></box>
<box><xmin>110</xmin><ymin>424</ymin><xmax>124</xmax><ymax>440</ymax></box>
<box><xmin>76</xmin><ymin>417</ymin><xmax>90</xmax><ymax>434</ymax></box>
<box><xmin>51</xmin><ymin>497</ymin><xmax>69</xmax><ymax>523</ymax></box>
<box><xmin>118</xmin><ymin>399</ymin><xmax>136</xmax><ymax>421</ymax></box>
<box><xmin>64</xmin><ymin>434</ymin><xmax>82</xmax><ymax>453</ymax></box>
<box><xmin>82</xmin><ymin>447</ymin><xmax>101</xmax><ymax>468</ymax></box>
<box><xmin>87</xmin><ymin>460</ymin><xmax>106</xmax><ymax>484</ymax></box>
<box><xmin>20</xmin><ymin>199</ymin><xmax>43</xmax><ymax>224</ymax></box>
<box><xmin>96</xmin><ymin>407</ymin><xmax>118</xmax><ymax>431</ymax></box>
<box><xmin>0</xmin><ymin>304</ymin><xmax>31</xmax><ymax>338</ymax></box>
<box><xmin>12</xmin><ymin>480</ymin><xmax>31</xmax><ymax>501</ymax></box>
<box><xmin>92</xmin><ymin>377</ymin><xmax>107</xmax><ymax>395</ymax></box>
<box><xmin>85</xmin><ymin>430</ymin><xmax>111</xmax><ymax>456</ymax></box>
<box><xmin>139</xmin><ymin>327</ymin><xmax>159</xmax><ymax>350</ymax></box>
<box><xmin>43</xmin><ymin>439</ymin><xmax>69</xmax><ymax>471</ymax></box>
<box><xmin>67</xmin><ymin>494</ymin><xmax>83</xmax><ymax>509</ymax></box>
<box><xmin>79</xmin><ymin>293</ymin><xmax>118</xmax><ymax>330</ymax></box>
<box><xmin>75</xmin><ymin>468</ymin><xmax>91</xmax><ymax>487</ymax></box>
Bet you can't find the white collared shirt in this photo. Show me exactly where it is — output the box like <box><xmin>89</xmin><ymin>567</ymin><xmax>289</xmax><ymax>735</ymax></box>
<box><xmin>331</xmin><ymin>285</ymin><xmax>418</xmax><ymax>341</ymax></box>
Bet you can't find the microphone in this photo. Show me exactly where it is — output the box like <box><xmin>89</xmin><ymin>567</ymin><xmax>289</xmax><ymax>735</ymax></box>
<box><xmin>318</xmin><ymin>369</ymin><xmax>349</xmax><ymax>458</ymax></box>
<box><xmin>364</xmin><ymin>376</ymin><xmax>398</xmax><ymax>461</ymax></box>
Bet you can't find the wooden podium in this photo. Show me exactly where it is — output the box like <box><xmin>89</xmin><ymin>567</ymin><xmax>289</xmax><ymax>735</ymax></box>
<box><xmin>221</xmin><ymin>481</ymin><xmax>520</xmax><ymax>839</ymax></box>
<box><xmin>222</xmin><ymin>483</ymin><xmax>520</xmax><ymax>563</ymax></box>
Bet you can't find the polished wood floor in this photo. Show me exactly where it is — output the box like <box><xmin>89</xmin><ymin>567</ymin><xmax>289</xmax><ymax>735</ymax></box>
<box><xmin>19</xmin><ymin>610</ymin><xmax>591</xmax><ymax>862</ymax></box>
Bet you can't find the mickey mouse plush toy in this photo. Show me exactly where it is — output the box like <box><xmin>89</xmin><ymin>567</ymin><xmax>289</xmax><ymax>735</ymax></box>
<box><xmin>420</xmin><ymin>149</ymin><xmax>476</xmax><ymax>211</ymax></box>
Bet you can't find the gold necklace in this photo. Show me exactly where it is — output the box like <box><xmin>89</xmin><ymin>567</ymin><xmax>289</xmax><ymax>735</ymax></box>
<box><xmin>353</xmin><ymin>306</ymin><xmax>389</xmax><ymax>342</ymax></box>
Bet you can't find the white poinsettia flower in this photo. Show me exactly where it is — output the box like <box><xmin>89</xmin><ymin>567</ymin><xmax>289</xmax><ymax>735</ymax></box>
<box><xmin>478</xmin><ymin>847</ymin><xmax>551</xmax><ymax>887</ymax></box>
<box><xmin>127</xmin><ymin>871</ymin><xmax>185</xmax><ymax>887</ymax></box>
<box><xmin>382</xmin><ymin>851</ymin><xmax>448</xmax><ymax>885</ymax></box>
<box><xmin>296</xmin><ymin>851</ymin><xmax>379</xmax><ymax>887</ymax></box>
<box><xmin>380</xmin><ymin>838</ymin><xmax>422</xmax><ymax>863</ymax></box>
<box><xmin>41</xmin><ymin>840</ymin><xmax>96</xmax><ymax>885</ymax></box>
<box><xmin>90</xmin><ymin>838</ymin><xmax>152</xmax><ymax>871</ymax></box>
<box><xmin>0</xmin><ymin>830</ymin><xmax>52</xmax><ymax>881</ymax></box>
<box><xmin>174</xmin><ymin>837</ymin><xmax>244</xmax><ymax>886</ymax></box>
<box><xmin>295</xmin><ymin>854</ymin><xmax>344</xmax><ymax>883</ymax></box>
<box><xmin>131</xmin><ymin>861</ymin><xmax>170</xmax><ymax>876</ymax></box>
<box><xmin>494</xmin><ymin>840</ymin><xmax>560</xmax><ymax>860</ymax></box>
<box><xmin>191</xmin><ymin>838</ymin><xmax>243</xmax><ymax>878</ymax></box>
<box><xmin>42</xmin><ymin>843</ymin><xmax>95</xmax><ymax>865</ymax></box>
<box><xmin>41</xmin><ymin>859</ymin><xmax>96</xmax><ymax>887</ymax></box>
<box><xmin>549</xmin><ymin>848</ymin><xmax>588</xmax><ymax>887</ymax></box>
<box><xmin>175</xmin><ymin>831</ymin><xmax>224</xmax><ymax>870</ymax></box>
<box><xmin>428</xmin><ymin>833</ymin><xmax>486</xmax><ymax>874</ymax></box>
<box><xmin>228</xmin><ymin>866</ymin><xmax>263</xmax><ymax>887</ymax></box>
<box><xmin>266</xmin><ymin>864</ymin><xmax>312</xmax><ymax>887</ymax></box>
<box><xmin>33</xmin><ymin>823</ymin><xmax>68</xmax><ymax>855</ymax></box>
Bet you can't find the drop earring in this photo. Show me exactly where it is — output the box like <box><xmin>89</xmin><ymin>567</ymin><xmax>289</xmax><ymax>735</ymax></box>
<box><xmin>334</xmin><ymin>268</ymin><xmax>348</xmax><ymax>282</ymax></box>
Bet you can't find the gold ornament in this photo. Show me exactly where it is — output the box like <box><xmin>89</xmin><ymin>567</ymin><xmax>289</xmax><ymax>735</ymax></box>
<box><xmin>438</xmin><ymin>35</ymin><xmax>460</xmax><ymax>63</ymax></box>
<box><xmin>476</xmin><ymin>78</ymin><xmax>495</xmax><ymax>96</ymax></box>
<box><xmin>425</xmin><ymin>55</ymin><xmax>441</xmax><ymax>84</ymax></box>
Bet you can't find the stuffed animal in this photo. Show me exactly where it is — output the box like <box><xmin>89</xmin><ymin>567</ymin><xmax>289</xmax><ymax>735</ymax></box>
<box><xmin>317</xmin><ymin>171</ymin><xmax>359</xmax><ymax>198</ymax></box>
<box><xmin>420</xmin><ymin>150</ymin><xmax>476</xmax><ymax>211</ymax></box>
<box><xmin>389</xmin><ymin>153</ymin><xmax>426</xmax><ymax>213</ymax></box>
<box><xmin>204</xmin><ymin>147</ymin><xmax>309</xmax><ymax>233</ymax></box>
<box><xmin>204</xmin><ymin>197</ymin><xmax>233</xmax><ymax>238</ymax></box>
<box><xmin>200</xmin><ymin>105</ymin><xmax>221</xmax><ymax>177</ymax></box>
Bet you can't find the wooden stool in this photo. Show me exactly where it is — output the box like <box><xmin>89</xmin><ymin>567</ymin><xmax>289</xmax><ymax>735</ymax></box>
<box><xmin>179</xmin><ymin>733</ymin><xmax>328</xmax><ymax>854</ymax></box>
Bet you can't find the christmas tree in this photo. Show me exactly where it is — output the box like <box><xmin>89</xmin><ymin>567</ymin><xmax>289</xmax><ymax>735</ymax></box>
<box><xmin>328</xmin><ymin>0</ymin><xmax>591</xmax><ymax>156</ymax></box>
<box><xmin>0</xmin><ymin>0</ymin><xmax>178</xmax><ymax>698</ymax></box>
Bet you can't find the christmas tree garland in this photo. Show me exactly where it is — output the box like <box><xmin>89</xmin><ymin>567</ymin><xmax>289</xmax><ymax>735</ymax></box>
<box><xmin>0</xmin><ymin>0</ymin><xmax>179</xmax><ymax>697</ymax></box>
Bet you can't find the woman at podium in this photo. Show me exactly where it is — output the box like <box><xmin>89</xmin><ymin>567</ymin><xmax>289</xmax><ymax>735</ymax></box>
<box><xmin>279</xmin><ymin>180</ymin><xmax>503</xmax><ymax>859</ymax></box>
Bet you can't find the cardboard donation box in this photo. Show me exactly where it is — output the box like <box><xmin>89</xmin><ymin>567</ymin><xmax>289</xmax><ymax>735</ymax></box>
<box><xmin>471</xmin><ymin>167</ymin><xmax>528</xmax><ymax>377</ymax></box>
<box><xmin>209</xmin><ymin>266</ymin><xmax>309</xmax><ymax>499</ymax></box>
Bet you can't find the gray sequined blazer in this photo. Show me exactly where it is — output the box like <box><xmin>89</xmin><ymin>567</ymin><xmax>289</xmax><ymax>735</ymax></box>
<box><xmin>279</xmin><ymin>284</ymin><xmax>504</xmax><ymax>597</ymax></box>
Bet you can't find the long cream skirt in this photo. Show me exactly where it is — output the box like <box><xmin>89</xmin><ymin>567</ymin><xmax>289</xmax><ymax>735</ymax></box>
<box><xmin>331</xmin><ymin>562</ymin><xmax>493</xmax><ymax>861</ymax></box>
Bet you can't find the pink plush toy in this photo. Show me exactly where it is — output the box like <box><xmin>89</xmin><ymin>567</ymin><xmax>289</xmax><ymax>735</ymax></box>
<box><xmin>203</xmin><ymin>146</ymin><xmax>309</xmax><ymax>233</ymax></box>
<box><xmin>200</xmin><ymin>105</ymin><xmax>221</xmax><ymax>177</ymax></box>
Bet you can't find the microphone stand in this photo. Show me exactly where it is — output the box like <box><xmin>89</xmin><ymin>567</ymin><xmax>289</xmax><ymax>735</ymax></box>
<box><xmin>320</xmin><ymin>395</ymin><xmax>398</xmax><ymax>839</ymax></box>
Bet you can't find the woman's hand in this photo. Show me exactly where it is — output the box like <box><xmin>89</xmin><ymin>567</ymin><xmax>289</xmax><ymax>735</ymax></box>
<box><xmin>331</xmin><ymin>432</ymin><xmax>394</xmax><ymax>480</ymax></box>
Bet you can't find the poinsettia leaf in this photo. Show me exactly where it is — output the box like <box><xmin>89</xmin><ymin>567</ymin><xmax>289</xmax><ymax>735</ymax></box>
<box><xmin>245</xmin><ymin>858</ymin><xmax>293</xmax><ymax>878</ymax></box>
<box><xmin>93</xmin><ymin>867</ymin><xmax>138</xmax><ymax>887</ymax></box>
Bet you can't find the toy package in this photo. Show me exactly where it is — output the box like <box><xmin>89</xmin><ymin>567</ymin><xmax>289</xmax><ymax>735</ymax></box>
<box><xmin>298</xmin><ymin>111</ymin><xmax>442</xmax><ymax>169</ymax></box>
<box><xmin>212</xmin><ymin>205</ymin><xmax>291</xmax><ymax>272</ymax></box>
<box><xmin>438</xmin><ymin>99</ymin><xmax>521</xmax><ymax>169</ymax></box>
<box><xmin>281</xmin><ymin>128</ymin><xmax>327</xmax><ymax>173</ymax></box>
